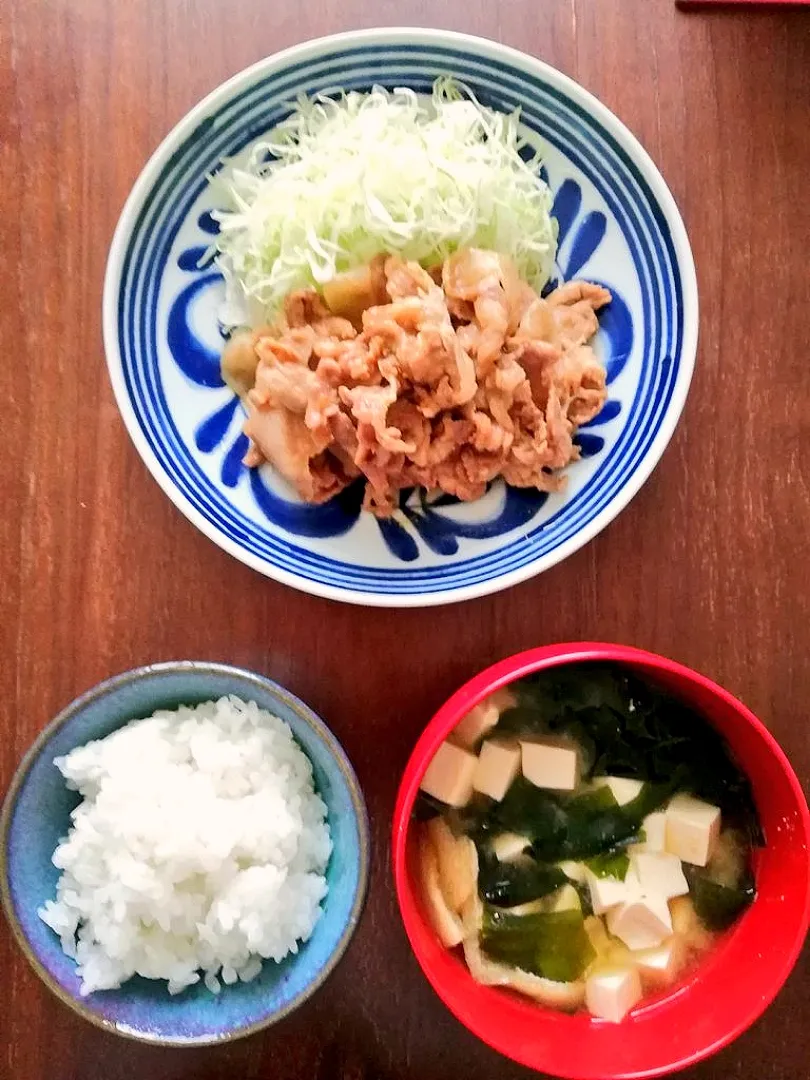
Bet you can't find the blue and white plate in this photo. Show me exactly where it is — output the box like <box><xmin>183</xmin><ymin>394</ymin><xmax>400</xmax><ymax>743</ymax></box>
<box><xmin>103</xmin><ymin>28</ymin><xmax>698</xmax><ymax>607</ymax></box>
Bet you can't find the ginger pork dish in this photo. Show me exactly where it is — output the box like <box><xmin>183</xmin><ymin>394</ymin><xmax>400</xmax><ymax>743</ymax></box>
<box><xmin>210</xmin><ymin>80</ymin><xmax>612</xmax><ymax>516</ymax></box>
<box><xmin>221</xmin><ymin>253</ymin><xmax>609</xmax><ymax>516</ymax></box>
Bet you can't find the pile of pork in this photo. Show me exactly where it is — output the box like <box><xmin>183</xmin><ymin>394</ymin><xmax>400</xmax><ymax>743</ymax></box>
<box><xmin>221</xmin><ymin>248</ymin><xmax>611</xmax><ymax>517</ymax></box>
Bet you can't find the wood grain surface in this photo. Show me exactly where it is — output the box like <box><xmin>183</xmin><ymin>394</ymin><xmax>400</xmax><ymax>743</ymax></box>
<box><xmin>2</xmin><ymin>1</ymin><xmax>809</xmax><ymax>1077</ymax></box>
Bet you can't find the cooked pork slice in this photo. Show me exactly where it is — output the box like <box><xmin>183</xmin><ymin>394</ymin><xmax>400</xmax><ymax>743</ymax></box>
<box><xmin>384</xmin><ymin>256</ymin><xmax>437</xmax><ymax>299</ymax></box>
<box><xmin>243</xmin><ymin>401</ymin><xmax>348</xmax><ymax>504</ymax></box>
<box><xmin>233</xmin><ymin>250</ymin><xmax>611</xmax><ymax>517</ymax></box>
<box><xmin>546</xmin><ymin>280</ymin><xmax>612</xmax><ymax>309</ymax></box>
<box><xmin>339</xmin><ymin>380</ymin><xmax>417</xmax><ymax>455</ymax></box>
<box><xmin>555</xmin><ymin>345</ymin><xmax>607</xmax><ymax>425</ymax></box>
<box><xmin>546</xmin><ymin>280</ymin><xmax>612</xmax><ymax>352</ymax></box>
<box><xmin>443</xmin><ymin>248</ymin><xmax>511</xmax><ymax>372</ymax></box>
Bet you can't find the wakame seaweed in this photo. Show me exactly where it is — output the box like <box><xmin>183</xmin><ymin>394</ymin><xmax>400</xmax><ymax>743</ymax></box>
<box><xmin>481</xmin><ymin>905</ymin><xmax>595</xmax><ymax>982</ymax></box>
<box><xmin>684</xmin><ymin>865</ymin><xmax>756</xmax><ymax>930</ymax></box>
<box><xmin>478</xmin><ymin>850</ymin><xmax>568</xmax><ymax>907</ymax></box>
<box><xmin>466</xmin><ymin>776</ymin><xmax>672</xmax><ymax>862</ymax></box>
<box><xmin>585</xmin><ymin>850</ymin><xmax>630</xmax><ymax>881</ymax></box>
<box><xmin>413</xmin><ymin>792</ymin><xmax>446</xmax><ymax>822</ymax></box>
<box><xmin>497</xmin><ymin>663</ymin><xmax>762</xmax><ymax>845</ymax></box>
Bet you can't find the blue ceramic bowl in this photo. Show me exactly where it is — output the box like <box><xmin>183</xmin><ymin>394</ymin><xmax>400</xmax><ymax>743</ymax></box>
<box><xmin>0</xmin><ymin>662</ymin><xmax>369</xmax><ymax>1045</ymax></box>
<box><xmin>103</xmin><ymin>27</ymin><xmax>698</xmax><ymax>608</ymax></box>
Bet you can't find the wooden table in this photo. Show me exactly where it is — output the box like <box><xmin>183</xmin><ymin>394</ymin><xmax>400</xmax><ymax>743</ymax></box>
<box><xmin>2</xmin><ymin>1</ymin><xmax>809</xmax><ymax>1077</ymax></box>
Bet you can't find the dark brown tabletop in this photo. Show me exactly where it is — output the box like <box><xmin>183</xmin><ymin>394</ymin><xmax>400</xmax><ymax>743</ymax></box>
<box><xmin>2</xmin><ymin>1</ymin><xmax>809</xmax><ymax>1078</ymax></box>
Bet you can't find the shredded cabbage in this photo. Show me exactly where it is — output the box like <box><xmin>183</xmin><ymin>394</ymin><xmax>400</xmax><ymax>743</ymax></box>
<box><xmin>210</xmin><ymin>77</ymin><xmax>558</xmax><ymax>324</ymax></box>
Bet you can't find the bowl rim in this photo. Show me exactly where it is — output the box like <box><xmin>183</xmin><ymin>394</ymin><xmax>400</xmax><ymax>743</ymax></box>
<box><xmin>0</xmin><ymin>660</ymin><xmax>371</xmax><ymax>1046</ymax></box>
<box><xmin>101</xmin><ymin>26</ymin><xmax>699</xmax><ymax>609</ymax></box>
<box><xmin>391</xmin><ymin>642</ymin><xmax>810</xmax><ymax>1079</ymax></box>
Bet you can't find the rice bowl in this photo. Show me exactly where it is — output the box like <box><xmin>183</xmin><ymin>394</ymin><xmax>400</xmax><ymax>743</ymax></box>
<box><xmin>0</xmin><ymin>662</ymin><xmax>369</xmax><ymax>1045</ymax></box>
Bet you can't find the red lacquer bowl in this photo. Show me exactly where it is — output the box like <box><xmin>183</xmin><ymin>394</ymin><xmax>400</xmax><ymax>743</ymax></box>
<box><xmin>392</xmin><ymin>644</ymin><xmax>810</xmax><ymax>1079</ymax></box>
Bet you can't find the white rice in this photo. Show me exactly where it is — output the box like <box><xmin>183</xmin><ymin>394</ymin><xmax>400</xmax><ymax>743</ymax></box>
<box><xmin>38</xmin><ymin>696</ymin><xmax>332</xmax><ymax>996</ymax></box>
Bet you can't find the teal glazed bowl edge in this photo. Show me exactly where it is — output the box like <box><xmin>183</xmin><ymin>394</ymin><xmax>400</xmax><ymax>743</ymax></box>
<box><xmin>0</xmin><ymin>661</ymin><xmax>370</xmax><ymax>1045</ymax></box>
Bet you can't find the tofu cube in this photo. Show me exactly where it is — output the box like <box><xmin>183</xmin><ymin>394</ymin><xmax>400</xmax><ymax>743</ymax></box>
<box><xmin>453</xmin><ymin>687</ymin><xmax>516</xmax><ymax>748</ymax></box>
<box><xmin>606</xmin><ymin>891</ymin><xmax>673</xmax><ymax>951</ymax></box>
<box><xmin>585</xmin><ymin>867</ymin><xmax>633</xmax><ymax>915</ymax></box>
<box><xmin>631</xmin><ymin>851</ymin><xmax>689</xmax><ymax>899</ymax></box>
<box><xmin>594</xmin><ymin>776</ymin><xmax>644</xmax><ymax>806</ymax></box>
<box><xmin>521</xmin><ymin>737</ymin><xmax>580</xmax><ymax>791</ymax></box>
<box><xmin>629</xmin><ymin>811</ymin><xmax>667</xmax><ymax>854</ymax></box>
<box><xmin>472</xmin><ymin>739</ymin><xmax>521</xmax><ymax>801</ymax></box>
<box><xmin>492</xmin><ymin>832</ymin><xmax>531</xmax><ymax>861</ymax></box>
<box><xmin>420</xmin><ymin>741</ymin><xmax>478</xmax><ymax>807</ymax></box>
<box><xmin>585</xmin><ymin>967</ymin><xmax>642</xmax><ymax>1023</ymax></box>
<box><xmin>634</xmin><ymin>937</ymin><xmax>685</xmax><ymax>989</ymax></box>
<box><xmin>665</xmin><ymin>795</ymin><xmax>721</xmax><ymax>866</ymax></box>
